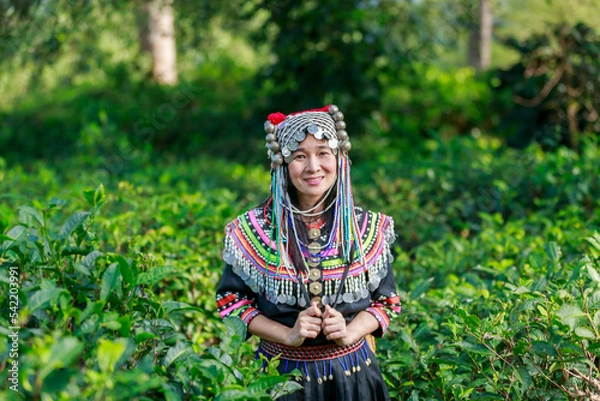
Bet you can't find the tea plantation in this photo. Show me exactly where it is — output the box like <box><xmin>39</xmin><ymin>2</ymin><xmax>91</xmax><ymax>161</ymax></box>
<box><xmin>1</xmin><ymin>136</ymin><xmax>599</xmax><ymax>400</ymax></box>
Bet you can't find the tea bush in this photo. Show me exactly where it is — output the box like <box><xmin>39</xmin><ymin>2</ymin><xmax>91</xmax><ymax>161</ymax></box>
<box><xmin>1</xmin><ymin>136</ymin><xmax>599</xmax><ymax>399</ymax></box>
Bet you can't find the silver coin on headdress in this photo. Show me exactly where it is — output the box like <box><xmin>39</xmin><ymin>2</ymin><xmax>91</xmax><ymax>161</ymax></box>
<box><xmin>284</xmin><ymin>154</ymin><xmax>294</xmax><ymax>163</ymax></box>
<box><xmin>281</xmin><ymin>147</ymin><xmax>291</xmax><ymax>157</ymax></box>
<box><xmin>328</xmin><ymin>138</ymin><xmax>338</xmax><ymax>149</ymax></box>
<box><xmin>287</xmin><ymin>140</ymin><xmax>299</xmax><ymax>151</ymax></box>
<box><xmin>314</xmin><ymin>130</ymin><xmax>324</xmax><ymax>140</ymax></box>
<box><xmin>294</xmin><ymin>130</ymin><xmax>307</xmax><ymax>142</ymax></box>
<box><xmin>307</xmin><ymin>124</ymin><xmax>319</xmax><ymax>134</ymax></box>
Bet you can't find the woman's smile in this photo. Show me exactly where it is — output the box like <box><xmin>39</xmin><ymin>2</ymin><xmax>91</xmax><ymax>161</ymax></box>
<box><xmin>287</xmin><ymin>135</ymin><xmax>337</xmax><ymax>209</ymax></box>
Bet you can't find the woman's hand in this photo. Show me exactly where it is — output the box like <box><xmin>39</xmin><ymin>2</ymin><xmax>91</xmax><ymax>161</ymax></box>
<box><xmin>286</xmin><ymin>301</ymin><xmax>323</xmax><ymax>347</ymax></box>
<box><xmin>322</xmin><ymin>305</ymin><xmax>354</xmax><ymax>346</ymax></box>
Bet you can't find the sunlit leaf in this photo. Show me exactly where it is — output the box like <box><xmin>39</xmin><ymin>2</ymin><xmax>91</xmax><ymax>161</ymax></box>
<box><xmin>556</xmin><ymin>304</ymin><xmax>586</xmax><ymax>330</ymax></box>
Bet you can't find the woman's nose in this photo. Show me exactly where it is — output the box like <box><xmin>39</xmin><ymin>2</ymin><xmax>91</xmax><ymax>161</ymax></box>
<box><xmin>306</xmin><ymin>155</ymin><xmax>320</xmax><ymax>172</ymax></box>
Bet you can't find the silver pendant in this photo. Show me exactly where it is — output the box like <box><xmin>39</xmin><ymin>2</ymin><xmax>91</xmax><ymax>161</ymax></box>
<box><xmin>298</xmin><ymin>297</ymin><xmax>307</xmax><ymax>307</ymax></box>
<box><xmin>342</xmin><ymin>292</ymin><xmax>353</xmax><ymax>303</ymax></box>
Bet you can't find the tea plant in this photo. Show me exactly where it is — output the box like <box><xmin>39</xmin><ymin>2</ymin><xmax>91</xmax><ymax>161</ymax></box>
<box><xmin>0</xmin><ymin>185</ymin><xmax>299</xmax><ymax>400</ymax></box>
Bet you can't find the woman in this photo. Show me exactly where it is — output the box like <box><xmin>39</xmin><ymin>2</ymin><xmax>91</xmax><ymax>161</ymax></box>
<box><xmin>216</xmin><ymin>105</ymin><xmax>401</xmax><ymax>400</ymax></box>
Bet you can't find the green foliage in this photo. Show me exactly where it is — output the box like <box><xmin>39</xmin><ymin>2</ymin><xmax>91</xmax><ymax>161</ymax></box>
<box><xmin>493</xmin><ymin>23</ymin><xmax>600</xmax><ymax>150</ymax></box>
<box><xmin>1</xmin><ymin>135</ymin><xmax>599</xmax><ymax>399</ymax></box>
<box><xmin>380</xmin><ymin>220</ymin><xmax>600</xmax><ymax>400</ymax></box>
<box><xmin>0</xmin><ymin>182</ymin><xmax>298</xmax><ymax>400</ymax></box>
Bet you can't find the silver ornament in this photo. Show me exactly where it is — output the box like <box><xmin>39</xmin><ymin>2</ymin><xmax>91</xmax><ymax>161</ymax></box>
<box><xmin>269</xmin><ymin>142</ymin><xmax>280</xmax><ymax>152</ymax></box>
<box><xmin>341</xmin><ymin>141</ymin><xmax>352</xmax><ymax>152</ymax></box>
<box><xmin>265</xmin><ymin>133</ymin><xmax>276</xmax><ymax>142</ymax></box>
<box><xmin>271</xmin><ymin>153</ymin><xmax>283</xmax><ymax>165</ymax></box>
<box><xmin>294</xmin><ymin>130</ymin><xmax>307</xmax><ymax>142</ymax></box>
<box><xmin>335</xmin><ymin>121</ymin><xmax>346</xmax><ymax>130</ymax></box>
<box><xmin>337</xmin><ymin>130</ymin><xmax>349</xmax><ymax>140</ymax></box>
<box><xmin>328</xmin><ymin>104</ymin><xmax>339</xmax><ymax>114</ymax></box>
<box><xmin>333</xmin><ymin>111</ymin><xmax>344</xmax><ymax>121</ymax></box>
<box><xmin>264</xmin><ymin>121</ymin><xmax>276</xmax><ymax>133</ymax></box>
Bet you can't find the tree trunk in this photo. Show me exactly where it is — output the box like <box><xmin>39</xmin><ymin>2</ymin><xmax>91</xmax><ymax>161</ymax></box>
<box><xmin>468</xmin><ymin>0</ymin><xmax>492</xmax><ymax>71</ymax></box>
<box><xmin>138</xmin><ymin>0</ymin><xmax>177</xmax><ymax>85</ymax></box>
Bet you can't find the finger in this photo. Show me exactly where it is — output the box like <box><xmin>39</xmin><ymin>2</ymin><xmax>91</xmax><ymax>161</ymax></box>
<box><xmin>300</xmin><ymin>328</ymin><xmax>320</xmax><ymax>339</ymax></box>
<box><xmin>307</xmin><ymin>302</ymin><xmax>323</xmax><ymax>317</ymax></box>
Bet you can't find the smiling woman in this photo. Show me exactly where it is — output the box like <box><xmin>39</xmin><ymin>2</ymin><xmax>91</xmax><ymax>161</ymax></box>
<box><xmin>216</xmin><ymin>105</ymin><xmax>401</xmax><ymax>401</ymax></box>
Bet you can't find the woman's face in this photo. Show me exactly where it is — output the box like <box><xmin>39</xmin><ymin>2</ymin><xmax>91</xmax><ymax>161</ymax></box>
<box><xmin>287</xmin><ymin>134</ymin><xmax>337</xmax><ymax>208</ymax></box>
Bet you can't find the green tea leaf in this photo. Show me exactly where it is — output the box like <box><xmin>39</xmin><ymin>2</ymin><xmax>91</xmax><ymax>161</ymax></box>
<box><xmin>5</xmin><ymin>225</ymin><xmax>26</xmax><ymax>241</ymax></box>
<box><xmin>585</xmin><ymin>261</ymin><xmax>600</xmax><ymax>283</ymax></box>
<box><xmin>247</xmin><ymin>375</ymin><xmax>289</xmax><ymax>394</ymax></box>
<box><xmin>530</xmin><ymin>341</ymin><xmax>558</xmax><ymax>357</ymax></box>
<box><xmin>59</xmin><ymin>211</ymin><xmax>89</xmax><ymax>239</ymax></box>
<box><xmin>97</xmin><ymin>338</ymin><xmax>127</xmax><ymax>373</ymax></box>
<box><xmin>164</xmin><ymin>341</ymin><xmax>192</xmax><ymax>367</ymax></box>
<box><xmin>545</xmin><ymin>242</ymin><xmax>561</xmax><ymax>262</ymax></box>
<box><xmin>410</xmin><ymin>277</ymin><xmax>434</xmax><ymax>301</ymax></box>
<box><xmin>82</xmin><ymin>250</ymin><xmax>103</xmax><ymax>269</ymax></box>
<box><xmin>19</xmin><ymin>205</ymin><xmax>45</xmax><ymax>227</ymax></box>
<box><xmin>162</xmin><ymin>300</ymin><xmax>203</xmax><ymax>314</ymax></box>
<box><xmin>556</xmin><ymin>304</ymin><xmax>586</xmax><ymax>330</ymax></box>
<box><xmin>38</xmin><ymin>337</ymin><xmax>83</xmax><ymax>383</ymax></box>
<box><xmin>27</xmin><ymin>280</ymin><xmax>67</xmax><ymax>312</ymax></box>
<box><xmin>575</xmin><ymin>326</ymin><xmax>596</xmax><ymax>339</ymax></box>
<box><xmin>515</xmin><ymin>366</ymin><xmax>531</xmax><ymax>393</ymax></box>
<box><xmin>137</xmin><ymin>265</ymin><xmax>176</xmax><ymax>286</ymax></box>
<box><xmin>100</xmin><ymin>262</ymin><xmax>120</xmax><ymax>301</ymax></box>
<box><xmin>84</xmin><ymin>184</ymin><xmax>106</xmax><ymax>210</ymax></box>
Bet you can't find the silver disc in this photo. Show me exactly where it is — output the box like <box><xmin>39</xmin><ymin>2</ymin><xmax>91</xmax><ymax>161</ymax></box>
<box><xmin>287</xmin><ymin>295</ymin><xmax>296</xmax><ymax>305</ymax></box>
<box><xmin>307</xmin><ymin>124</ymin><xmax>319</xmax><ymax>134</ymax></box>
<box><xmin>287</xmin><ymin>140</ymin><xmax>299</xmax><ymax>151</ymax></box>
<box><xmin>367</xmin><ymin>281</ymin><xmax>377</xmax><ymax>292</ymax></box>
<box><xmin>314</xmin><ymin>131</ymin><xmax>324</xmax><ymax>140</ymax></box>
<box><xmin>342</xmin><ymin>293</ymin><xmax>353</xmax><ymax>303</ymax></box>
<box><xmin>294</xmin><ymin>130</ymin><xmax>306</xmax><ymax>142</ymax></box>
<box><xmin>277</xmin><ymin>294</ymin><xmax>287</xmax><ymax>304</ymax></box>
<box><xmin>298</xmin><ymin>297</ymin><xmax>307</xmax><ymax>308</ymax></box>
<box><xmin>282</xmin><ymin>147</ymin><xmax>291</xmax><ymax>157</ymax></box>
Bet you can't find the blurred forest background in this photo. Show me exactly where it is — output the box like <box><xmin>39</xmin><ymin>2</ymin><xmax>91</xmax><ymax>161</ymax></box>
<box><xmin>1</xmin><ymin>0</ymin><xmax>600</xmax><ymax>400</ymax></box>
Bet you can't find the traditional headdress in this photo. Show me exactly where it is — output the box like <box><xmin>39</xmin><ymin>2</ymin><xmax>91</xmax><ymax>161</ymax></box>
<box><xmin>263</xmin><ymin>105</ymin><xmax>363</xmax><ymax>278</ymax></box>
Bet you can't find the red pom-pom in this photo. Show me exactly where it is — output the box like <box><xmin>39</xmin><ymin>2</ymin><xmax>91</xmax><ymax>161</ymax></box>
<box><xmin>267</xmin><ymin>105</ymin><xmax>331</xmax><ymax>126</ymax></box>
<box><xmin>267</xmin><ymin>112</ymin><xmax>287</xmax><ymax>125</ymax></box>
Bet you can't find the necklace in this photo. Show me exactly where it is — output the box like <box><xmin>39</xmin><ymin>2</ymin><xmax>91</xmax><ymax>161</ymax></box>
<box><xmin>306</xmin><ymin>218</ymin><xmax>325</xmax><ymax>240</ymax></box>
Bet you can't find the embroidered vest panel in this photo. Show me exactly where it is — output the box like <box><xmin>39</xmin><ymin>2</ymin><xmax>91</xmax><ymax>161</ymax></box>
<box><xmin>222</xmin><ymin>207</ymin><xmax>395</xmax><ymax>305</ymax></box>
